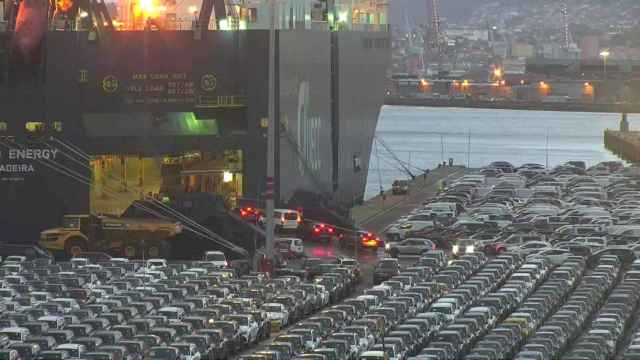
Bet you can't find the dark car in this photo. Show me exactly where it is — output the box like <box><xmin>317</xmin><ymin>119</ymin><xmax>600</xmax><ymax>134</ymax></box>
<box><xmin>373</xmin><ymin>259</ymin><xmax>401</xmax><ymax>285</ymax></box>
<box><xmin>392</xmin><ymin>180</ymin><xmax>410</xmax><ymax>195</ymax></box>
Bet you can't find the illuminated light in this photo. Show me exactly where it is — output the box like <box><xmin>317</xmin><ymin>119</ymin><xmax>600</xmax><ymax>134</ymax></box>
<box><xmin>600</xmin><ymin>50</ymin><xmax>610</xmax><ymax>58</ymax></box>
<box><xmin>338</xmin><ymin>11</ymin><xmax>349</xmax><ymax>23</ymax></box>
<box><xmin>188</xmin><ymin>5</ymin><xmax>197</xmax><ymax>13</ymax></box>
<box><xmin>328</xmin><ymin>12</ymin><xmax>335</xmax><ymax>24</ymax></box>
<box><xmin>56</xmin><ymin>0</ymin><xmax>73</xmax><ymax>13</ymax></box>
<box><xmin>219</xmin><ymin>19</ymin><xmax>229</xmax><ymax>30</ymax></box>
<box><xmin>305</xmin><ymin>14</ymin><xmax>311</xmax><ymax>21</ymax></box>
<box><xmin>363</xmin><ymin>240</ymin><xmax>379</xmax><ymax>247</ymax></box>
<box><xmin>584</xmin><ymin>82</ymin><xmax>590</xmax><ymax>87</ymax></box>
<box><xmin>500</xmin><ymin>80</ymin><xmax>506</xmax><ymax>86</ymax></box>
<box><xmin>134</xmin><ymin>0</ymin><xmax>161</xmax><ymax>20</ymax></box>
<box><xmin>223</xmin><ymin>171</ymin><xmax>233</xmax><ymax>183</ymax></box>
<box><xmin>493</xmin><ymin>68</ymin><xmax>503</xmax><ymax>79</ymax></box>
<box><xmin>385</xmin><ymin>243</ymin><xmax>390</xmax><ymax>250</ymax></box>
<box><xmin>80</xmin><ymin>11</ymin><xmax>89</xmax><ymax>18</ymax></box>
<box><xmin>25</xmin><ymin>122</ymin><xmax>44</xmax><ymax>132</ymax></box>
<box><xmin>239</xmin><ymin>20</ymin><xmax>247</xmax><ymax>30</ymax></box>
<box><xmin>520</xmin><ymin>80</ymin><xmax>525</xmax><ymax>85</ymax></box>
<box><xmin>452</xmin><ymin>245</ymin><xmax>459</xmax><ymax>254</ymax></box>
<box><xmin>462</xmin><ymin>80</ymin><xmax>469</xmax><ymax>86</ymax></box>
<box><xmin>466</xmin><ymin>245</ymin><xmax>475</xmax><ymax>253</ymax></box>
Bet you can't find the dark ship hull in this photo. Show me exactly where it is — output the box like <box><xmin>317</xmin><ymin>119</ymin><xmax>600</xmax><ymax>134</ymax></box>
<box><xmin>0</xmin><ymin>29</ymin><xmax>389</xmax><ymax>245</ymax></box>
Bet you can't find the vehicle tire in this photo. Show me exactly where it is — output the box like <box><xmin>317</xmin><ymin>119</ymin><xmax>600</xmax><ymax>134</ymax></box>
<box><xmin>64</xmin><ymin>237</ymin><xmax>88</xmax><ymax>258</ymax></box>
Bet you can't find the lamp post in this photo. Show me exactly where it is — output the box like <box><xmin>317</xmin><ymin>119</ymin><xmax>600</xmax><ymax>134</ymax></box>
<box><xmin>265</xmin><ymin>0</ymin><xmax>276</xmax><ymax>262</ymax></box>
<box><xmin>600</xmin><ymin>50</ymin><xmax>610</xmax><ymax>80</ymax></box>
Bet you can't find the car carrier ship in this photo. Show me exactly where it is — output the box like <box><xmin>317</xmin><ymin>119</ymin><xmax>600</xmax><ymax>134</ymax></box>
<box><xmin>0</xmin><ymin>0</ymin><xmax>389</xmax><ymax>258</ymax></box>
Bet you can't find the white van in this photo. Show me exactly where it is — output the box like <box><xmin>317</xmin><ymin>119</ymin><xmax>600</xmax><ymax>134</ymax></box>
<box><xmin>275</xmin><ymin>209</ymin><xmax>302</xmax><ymax>230</ymax></box>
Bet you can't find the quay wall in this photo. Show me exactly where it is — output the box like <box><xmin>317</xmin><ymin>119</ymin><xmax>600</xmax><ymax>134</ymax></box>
<box><xmin>604</xmin><ymin>130</ymin><xmax>640</xmax><ymax>163</ymax></box>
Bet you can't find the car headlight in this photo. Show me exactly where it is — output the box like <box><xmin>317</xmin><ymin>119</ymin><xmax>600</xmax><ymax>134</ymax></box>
<box><xmin>385</xmin><ymin>243</ymin><xmax>390</xmax><ymax>250</ymax></box>
<box><xmin>466</xmin><ymin>245</ymin><xmax>475</xmax><ymax>253</ymax></box>
<box><xmin>452</xmin><ymin>245</ymin><xmax>459</xmax><ymax>254</ymax></box>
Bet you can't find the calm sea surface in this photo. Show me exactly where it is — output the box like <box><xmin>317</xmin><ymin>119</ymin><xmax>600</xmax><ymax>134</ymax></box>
<box><xmin>364</xmin><ymin>106</ymin><xmax>637</xmax><ymax>199</ymax></box>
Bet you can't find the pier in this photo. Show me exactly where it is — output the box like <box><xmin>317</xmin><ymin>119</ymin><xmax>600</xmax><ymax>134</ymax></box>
<box><xmin>386</xmin><ymin>96</ymin><xmax>640</xmax><ymax>114</ymax></box>
<box><xmin>351</xmin><ymin>165</ymin><xmax>473</xmax><ymax>234</ymax></box>
<box><xmin>603</xmin><ymin>113</ymin><xmax>640</xmax><ymax>163</ymax></box>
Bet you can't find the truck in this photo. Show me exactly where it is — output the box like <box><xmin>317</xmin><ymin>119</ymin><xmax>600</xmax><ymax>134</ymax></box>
<box><xmin>39</xmin><ymin>214</ymin><xmax>182</xmax><ymax>258</ymax></box>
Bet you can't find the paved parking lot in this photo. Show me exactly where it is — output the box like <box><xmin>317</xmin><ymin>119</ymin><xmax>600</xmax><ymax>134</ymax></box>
<box><xmin>5</xmin><ymin>160</ymin><xmax>640</xmax><ymax>360</ymax></box>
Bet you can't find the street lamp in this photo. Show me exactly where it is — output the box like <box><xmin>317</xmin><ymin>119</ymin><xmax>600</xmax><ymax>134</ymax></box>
<box><xmin>600</xmin><ymin>50</ymin><xmax>610</xmax><ymax>80</ymax></box>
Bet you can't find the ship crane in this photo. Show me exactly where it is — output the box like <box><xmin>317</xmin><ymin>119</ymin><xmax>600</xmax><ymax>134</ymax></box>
<box><xmin>560</xmin><ymin>1</ymin><xmax>572</xmax><ymax>49</ymax></box>
<box><xmin>428</xmin><ymin>0</ymin><xmax>444</xmax><ymax>55</ymax></box>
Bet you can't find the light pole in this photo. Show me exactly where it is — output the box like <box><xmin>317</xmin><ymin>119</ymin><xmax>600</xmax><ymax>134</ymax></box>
<box><xmin>600</xmin><ymin>50</ymin><xmax>610</xmax><ymax>80</ymax></box>
<box><xmin>265</xmin><ymin>0</ymin><xmax>277</xmax><ymax>262</ymax></box>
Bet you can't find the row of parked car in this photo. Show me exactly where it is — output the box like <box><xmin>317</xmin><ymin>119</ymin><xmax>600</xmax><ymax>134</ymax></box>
<box><xmin>420</xmin><ymin>254</ymin><xmax>548</xmax><ymax>359</ymax></box>
<box><xmin>383</xmin><ymin>160</ymin><xmax>640</xmax><ymax>263</ymax></box>
<box><xmin>512</xmin><ymin>255</ymin><xmax>621</xmax><ymax>360</ymax></box>
<box><xmin>0</xmin><ymin>252</ymin><xmax>362</xmax><ymax>360</ymax></box>
<box><xmin>241</xmin><ymin>250</ymin><xmax>454</xmax><ymax>360</ymax></box>
<box><xmin>367</xmin><ymin>160</ymin><xmax>640</xmax><ymax>360</ymax></box>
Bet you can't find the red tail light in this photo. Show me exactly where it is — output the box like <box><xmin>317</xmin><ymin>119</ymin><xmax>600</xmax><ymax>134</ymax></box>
<box><xmin>328</xmin><ymin>227</ymin><xmax>334</xmax><ymax>233</ymax></box>
<box><xmin>314</xmin><ymin>228</ymin><xmax>321</xmax><ymax>233</ymax></box>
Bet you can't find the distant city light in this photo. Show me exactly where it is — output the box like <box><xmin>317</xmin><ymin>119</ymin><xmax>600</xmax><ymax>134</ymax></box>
<box><xmin>600</xmin><ymin>50</ymin><xmax>610</xmax><ymax>58</ymax></box>
<box><xmin>80</xmin><ymin>11</ymin><xmax>89</xmax><ymax>18</ymax></box>
<box><xmin>188</xmin><ymin>5</ymin><xmax>198</xmax><ymax>13</ymax></box>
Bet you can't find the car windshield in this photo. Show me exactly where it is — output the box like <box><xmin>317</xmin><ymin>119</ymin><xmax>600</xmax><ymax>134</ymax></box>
<box><xmin>284</xmin><ymin>213</ymin><xmax>298</xmax><ymax>220</ymax></box>
<box><xmin>224</xmin><ymin>316</ymin><xmax>246</xmax><ymax>325</ymax></box>
<box><xmin>148</xmin><ymin>349</ymin><xmax>177</xmax><ymax>359</ymax></box>
<box><xmin>174</xmin><ymin>345</ymin><xmax>190</xmax><ymax>354</ymax></box>
<box><xmin>378</xmin><ymin>261</ymin><xmax>397</xmax><ymax>269</ymax></box>
<box><xmin>86</xmin><ymin>355</ymin><xmax>110</xmax><ymax>360</ymax></box>
<box><xmin>184</xmin><ymin>338</ymin><xmax>205</xmax><ymax>348</ymax></box>
<box><xmin>207</xmin><ymin>253</ymin><xmax>226</xmax><ymax>261</ymax></box>
<box><xmin>120</xmin><ymin>343</ymin><xmax>140</xmax><ymax>353</ymax></box>
<box><xmin>263</xmin><ymin>305</ymin><xmax>282</xmax><ymax>312</ymax></box>
<box><xmin>63</xmin><ymin>217</ymin><xmax>81</xmax><ymax>229</ymax></box>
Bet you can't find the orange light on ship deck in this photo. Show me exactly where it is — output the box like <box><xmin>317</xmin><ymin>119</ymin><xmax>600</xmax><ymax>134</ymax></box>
<box><xmin>56</xmin><ymin>0</ymin><xmax>73</xmax><ymax>13</ymax></box>
<box><xmin>135</xmin><ymin>0</ymin><xmax>161</xmax><ymax>19</ymax></box>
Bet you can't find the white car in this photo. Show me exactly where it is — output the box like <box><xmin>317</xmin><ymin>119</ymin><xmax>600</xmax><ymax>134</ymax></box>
<box><xmin>146</xmin><ymin>258</ymin><xmax>168</xmax><ymax>269</ymax></box>
<box><xmin>276</xmin><ymin>238</ymin><xmax>304</xmax><ymax>256</ymax></box>
<box><xmin>527</xmin><ymin>248</ymin><xmax>571</xmax><ymax>266</ymax></box>
<box><xmin>385</xmin><ymin>220</ymin><xmax>434</xmax><ymax>241</ymax></box>
<box><xmin>203</xmin><ymin>251</ymin><xmax>228</xmax><ymax>268</ymax></box>
<box><xmin>262</xmin><ymin>303</ymin><xmax>290</xmax><ymax>327</ymax></box>
<box><xmin>3</xmin><ymin>256</ymin><xmax>27</xmax><ymax>263</ymax></box>
<box><xmin>171</xmin><ymin>342</ymin><xmax>201</xmax><ymax>360</ymax></box>
<box><xmin>56</xmin><ymin>343</ymin><xmax>87</xmax><ymax>359</ymax></box>
<box><xmin>225</xmin><ymin>314</ymin><xmax>259</xmax><ymax>344</ymax></box>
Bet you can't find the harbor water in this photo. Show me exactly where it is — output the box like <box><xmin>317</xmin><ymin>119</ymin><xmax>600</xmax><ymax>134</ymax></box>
<box><xmin>365</xmin><ymin>106</ymin><xmax>637</xmax><ymax>200</ymax></box>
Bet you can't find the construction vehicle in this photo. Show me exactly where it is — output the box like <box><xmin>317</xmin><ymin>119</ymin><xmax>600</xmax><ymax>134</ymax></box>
<box><xmin>39</xmin><ymin>214</ymin><xmax>182</xmax><ymax>258</ymax></box>
<box><xmin>120</xmin><ymin>192</ymin><xmax>256</xmax><ymax>260</ymax></box>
